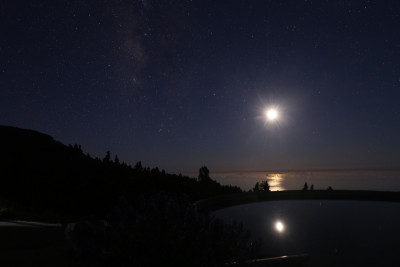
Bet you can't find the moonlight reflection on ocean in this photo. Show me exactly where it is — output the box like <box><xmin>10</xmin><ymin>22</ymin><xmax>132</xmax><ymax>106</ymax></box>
<box><xmin>203</xmin><ymin>170</ymin><xmax>400</xmax><ymax>192</ymax></box>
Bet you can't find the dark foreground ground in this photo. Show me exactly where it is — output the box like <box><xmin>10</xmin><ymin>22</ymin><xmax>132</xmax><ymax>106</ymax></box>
<box><xmin>1</xmin><ymin>190</ymin><xmax>400</xmax><ymax>266</ymax></box>
<box><xmin>0</xmin><ymin>220</ymin><xmax>80</xmax><ymax>267</ymax></box>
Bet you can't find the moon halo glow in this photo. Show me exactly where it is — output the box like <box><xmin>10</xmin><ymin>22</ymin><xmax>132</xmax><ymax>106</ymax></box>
<box><xmin>266</xmin><ymin>109</ymin><xmax>278</xmax><ymax>121</ymax></box>
<box><xmin>275</xmin><ymin>221</ymin><xmax>285</xmax><ymax>232</ymax></box>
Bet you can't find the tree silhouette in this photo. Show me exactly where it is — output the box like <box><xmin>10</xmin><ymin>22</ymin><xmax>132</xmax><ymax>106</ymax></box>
<box><xmin>114</xmin><ymin>155</ymin><xmax>120</xmax><ymax>165</ymax></box>
<box><xmin>303</xmin><ymin>182</ymin><xmax>308</xmax><ymax>191</ymax></box>
<box><xmin>73</xmin><ymin>143</ymin><xmax>82</xmax><ymax>153</ymax></box>
<box><xmin>134</xmin><ymin>161</ymin><xmax>143</xmax><ymax>172</ymax></box>
<box><xmin>260</xmin><ymin>180</ymin><xmax>270</xmax><ymax>191</ymax></box>
<box><xmin>198</xmin><ymin>166</ymin><xmax>211</xmax><ymax>182</ymax></box>
<box><xmin>253</xmin><ymin>180</ymin><xmax>270</xmax><ymax>192</ymax></box>
<box><xmin>253</xmin><ymin>182</ymin><xmax>260</xmax><ymax>192</ymax></box>
<box><xmin>103</xmin><ymin>151</ymin><xmax>111</xmax><ymax>163</ymax></box>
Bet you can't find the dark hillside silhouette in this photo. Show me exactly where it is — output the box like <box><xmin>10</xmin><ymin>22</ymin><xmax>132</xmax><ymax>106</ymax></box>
<box><xmin>0</xmin><ymin>125</ymin><xmax>241</xmax><ymax>220</ymax></box>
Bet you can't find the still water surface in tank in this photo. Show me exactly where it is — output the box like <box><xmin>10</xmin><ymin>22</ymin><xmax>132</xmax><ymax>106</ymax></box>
<box><xmin>213</xmin><ymin>200</ymin><xmax>400</xmax><ymax>266</ymax></box>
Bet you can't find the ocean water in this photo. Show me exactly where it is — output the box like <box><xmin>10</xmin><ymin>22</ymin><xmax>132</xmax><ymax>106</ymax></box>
<box><xmin>185</xmin><ymin>170</ymin><xmax>400</xmax><ymax>192</ymax></box>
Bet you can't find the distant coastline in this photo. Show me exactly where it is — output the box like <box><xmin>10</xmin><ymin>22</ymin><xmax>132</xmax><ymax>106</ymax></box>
<box><xmin>193</xmin><ymin>169</ymin><xmax>400</xmax><ymax>192</ymax></box>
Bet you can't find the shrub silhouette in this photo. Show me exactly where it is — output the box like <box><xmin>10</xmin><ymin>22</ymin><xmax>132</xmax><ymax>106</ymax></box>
<box><xmin>67</xmin><ymin>194</ymin><xmax>262</xmax><ymax>266</ymax></box>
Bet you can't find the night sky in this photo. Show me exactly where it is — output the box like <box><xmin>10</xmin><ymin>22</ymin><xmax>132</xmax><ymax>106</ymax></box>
<box><xmin>2</xmin><ymin>1</ymin><xmax>400</xmax><ymax>173</ymax></box>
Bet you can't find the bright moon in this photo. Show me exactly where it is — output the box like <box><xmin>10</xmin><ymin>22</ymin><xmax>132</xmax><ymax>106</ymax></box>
<box><xmin>266</xmin><ymin>109</ymin><xmax>278</xmax><ymax>121</ymax></box>
<box><xmin>275</xmin><ymin>221</ymin><xmax>284</xmax><ymax>232</ymax></box>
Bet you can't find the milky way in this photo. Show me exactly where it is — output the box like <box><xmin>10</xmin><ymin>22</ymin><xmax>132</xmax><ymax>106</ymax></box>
<box><xmin>1</xmin><ymin>0</ymin><xmax>400</xmax><ymax>172</ymax></box>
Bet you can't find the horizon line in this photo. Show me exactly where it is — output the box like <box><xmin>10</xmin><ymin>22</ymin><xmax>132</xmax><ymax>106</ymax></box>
<box><xmin>180</xmin><ymin>167</ymin><xmax>400</xmax><ymax>174</ymax></box>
